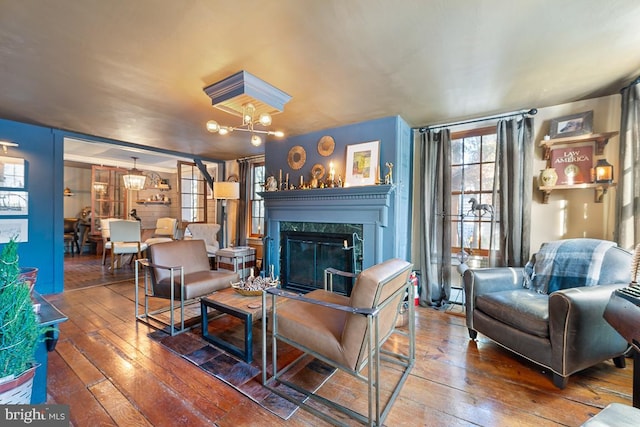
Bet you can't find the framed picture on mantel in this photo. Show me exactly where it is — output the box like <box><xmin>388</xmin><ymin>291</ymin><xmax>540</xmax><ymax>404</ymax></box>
<box><xmin>345</xmin><ymin>140</ymin><xmax>379</xmax><ymax>187</ymax></box>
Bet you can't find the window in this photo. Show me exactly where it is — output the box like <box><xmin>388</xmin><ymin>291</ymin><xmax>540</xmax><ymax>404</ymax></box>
<box><xmin>450</xmin><ymin>127</ymin><xmax>498</xmax><ymax>257</ymax></box>
<box><xmin>249</xmin><ymin>162</ymin><xmax>265</xmax><ymax>237</ymax></box>
<box><xmin>178</xmin><ymin>161</ymin><xmax>207</xmax><ymax>224</ymax></box>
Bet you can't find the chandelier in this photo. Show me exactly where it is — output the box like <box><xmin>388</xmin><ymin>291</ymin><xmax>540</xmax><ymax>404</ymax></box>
<box><xmin>122</xmin><ymin>157</ymin><xmax>146</xmax><ymax>190</ymax></box>
<box><xmin>206</xmin><ymin>102</ymin><xmax>284</xmax><ymax>147</ymax></box>
<box><xmin>203</xmin><ymin>70</ymin><xmax>291</xmax><ymax>147</ymax></box>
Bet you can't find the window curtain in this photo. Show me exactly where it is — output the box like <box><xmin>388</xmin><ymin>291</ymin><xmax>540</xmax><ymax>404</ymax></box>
<box><xmin>235</xmin><ymin>160</ymin><xmax>250</xmax><ymax>247</ymax></box>
<box><xmin>614</xmin><ymin>78</ymin><xmax>640</xmax><ymax>250</ymax></box>
<box><xmin>416</xmin><ymin>129</ymin><xmax>452</xmax><ymax>306</ymax></box>
<box><xmin>493</xmin><ymin>117</ymin><xmax>533</xmax><ymax>267</ymax></box>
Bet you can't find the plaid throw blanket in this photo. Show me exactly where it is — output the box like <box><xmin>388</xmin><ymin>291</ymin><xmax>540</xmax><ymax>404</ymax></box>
<box><xmin>524</xmin><ymin>239</ymin><xmax>615</xmax><ymax>294</ymax></box>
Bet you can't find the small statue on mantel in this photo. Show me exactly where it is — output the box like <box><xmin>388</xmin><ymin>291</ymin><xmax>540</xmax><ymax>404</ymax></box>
<box><xmin>384</xmin><ymin>162</ymin><xmax>394</xmax><ymax>185</ymax></box>
<box><xmin>265</xmin><ymin>176</ymin><xmax>278</xmax><ymax>191</ymax></box>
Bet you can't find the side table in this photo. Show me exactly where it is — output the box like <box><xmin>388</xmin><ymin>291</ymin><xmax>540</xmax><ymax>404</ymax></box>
<box><xmin>216</xmin><ymin>246</ymin><xmax>256</xmax><ymax>280</ymax></box>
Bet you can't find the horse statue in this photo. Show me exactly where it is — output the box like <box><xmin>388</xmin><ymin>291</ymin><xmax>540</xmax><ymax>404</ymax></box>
<box><xmin>467</xmin><ymin>198</ymin><xmax>493</xmax><ymax>217</ymax></box>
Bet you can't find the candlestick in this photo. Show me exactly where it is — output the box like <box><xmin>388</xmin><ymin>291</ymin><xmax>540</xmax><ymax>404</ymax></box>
<box><xmin>279</xmin><ymin>169</ymin><xmax>282</xmax><ymax>189</ymax></box>
<box><xmin>300</xmin><ymin>175</ymin><xmax>303</xmax><ymax>186</ymax></box>
<box><xmin>343</xmin><ymin>239</ymin><xmax>348</xmax><ymax>248</ymax></box>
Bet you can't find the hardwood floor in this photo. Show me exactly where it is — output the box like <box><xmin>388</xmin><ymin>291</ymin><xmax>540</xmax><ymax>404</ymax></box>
<box><xmin>45</xmin><ymin>254</ymin><xmax>634</xmax><ymax>426</ymax></box>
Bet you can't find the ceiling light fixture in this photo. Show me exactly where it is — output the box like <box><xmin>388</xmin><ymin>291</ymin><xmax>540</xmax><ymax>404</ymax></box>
<box><xmin>122</xmin><ymin>157</ymin><xmax>146</xmax><ymax>190</ymax></box>
<box><xmin>203</xmin><ymin>70</ymin><xmax>291</xmax><ymax>147</ymax></box>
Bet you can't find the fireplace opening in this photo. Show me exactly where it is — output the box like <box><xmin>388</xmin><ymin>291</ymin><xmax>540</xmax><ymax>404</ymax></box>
<box><xmin>280</xmin><ymin>231</ymin><xmax>354</xmax><ymax>295</ymax></box>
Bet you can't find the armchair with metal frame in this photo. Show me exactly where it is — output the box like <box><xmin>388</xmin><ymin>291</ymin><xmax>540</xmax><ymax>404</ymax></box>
<box><xmin>135</xmin><ymin>239</ymin><xmax>238</xmax><ymax>335</ymax></box>
<box><xmin>261</xmin><ymin>258</ymin><xmax>414</xmax><ymax>426</ymax></box>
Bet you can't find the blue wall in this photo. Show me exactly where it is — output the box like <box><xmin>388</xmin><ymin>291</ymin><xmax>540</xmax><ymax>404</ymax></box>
<box><xmin>265</xmin><ymin>115</ymin><xmax>413</xmax><ymax>261</ymax></box>
<box><xmin>0</xmin><ymin>119</ymin><xmax>64</xmax><ymax>294</ymax></box>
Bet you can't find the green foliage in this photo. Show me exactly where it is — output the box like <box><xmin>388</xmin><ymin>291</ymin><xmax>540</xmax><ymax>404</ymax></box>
<box><xmin>0</xmin><ymin>238</ymin><xmax>40</xmax><ymax>379</ymax></box>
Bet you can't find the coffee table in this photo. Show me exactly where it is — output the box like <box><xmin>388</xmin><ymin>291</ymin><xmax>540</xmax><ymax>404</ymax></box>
<box><xmin>200</xmin><ymin>287</ymin><xmax>274</xmax><ymax>363</ymax></box>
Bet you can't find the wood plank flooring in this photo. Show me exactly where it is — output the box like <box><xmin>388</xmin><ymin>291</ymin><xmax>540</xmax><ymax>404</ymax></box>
<box><xmin>44</xmin><ymin>254</ymin><xmax>634</xmax><ymax>426</ymax></box>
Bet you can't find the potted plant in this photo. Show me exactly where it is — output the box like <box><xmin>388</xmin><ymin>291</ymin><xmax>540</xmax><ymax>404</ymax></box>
<box><xmin>0</xmin><ymin>238</ymin><xmax>41</xmax><ymax>404</ymax></box>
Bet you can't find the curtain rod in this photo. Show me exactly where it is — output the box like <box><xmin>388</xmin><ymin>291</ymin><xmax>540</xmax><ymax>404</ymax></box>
<box><xmin>236</xmin><ymin>154</ymin><xmax>265</xmax><ymax>162</ymax></box>
<box><xmin>620</xmin><ymin>75</ymin><xmax>640</xmax><ymax>93</ymax></box>
<box><xmin>416</xmin><ymin>108</ymin><xmax>538</xmax><ymax>133</ymax></box>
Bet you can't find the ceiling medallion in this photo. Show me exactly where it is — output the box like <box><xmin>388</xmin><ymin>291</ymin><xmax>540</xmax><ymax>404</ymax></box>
<box><xmin>287</xmin><ymin>146</ymin><xmax>306</xmax><ymax>170</ymax></box>
<box><xmin>317</xmin><ymin>135</ymin><xmax>335</xmax><ymax>156</ymax></box>
<box><xmin>203</xmin><ymin>70</ymin><xmax>291</xmax><ymax>146</ymax></box>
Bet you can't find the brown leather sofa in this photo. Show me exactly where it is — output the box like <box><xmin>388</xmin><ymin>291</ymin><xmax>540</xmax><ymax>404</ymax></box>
<box><xmin>135</xmin><ymin>239</ymin><xmax>238</xmax><ymax>335</ymax></box>
<box><xmin>463</xmin><ymin>238</ymin><xmax>631</xmax><ymax>388</ymax></box>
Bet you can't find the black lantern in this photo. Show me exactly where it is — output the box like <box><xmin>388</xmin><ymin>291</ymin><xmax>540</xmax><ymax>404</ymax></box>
<box><xmin>595</xmin><ymin>159</ymin><xmax>614</xmax><ymax>184</ymax></box>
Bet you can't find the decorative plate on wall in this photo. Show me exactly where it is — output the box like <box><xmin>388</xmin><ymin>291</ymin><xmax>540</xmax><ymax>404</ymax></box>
<box><xmin>311</xmin><ymin>163</ymin><xmax>326</xmax><ymax>180</ymax></box>
<box><xmin>287</xmin><ymin>145</ymin><xmax>306</xmax><ymax>170</ymax></box>
<box><xmin>317</xmin><ymin>135</ymin><xmax>335</xmax><ymax>156</ymax></box>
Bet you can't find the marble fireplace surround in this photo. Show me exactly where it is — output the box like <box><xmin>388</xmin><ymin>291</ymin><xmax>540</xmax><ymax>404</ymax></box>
<box><xmin>261</xmin><ymin>184</ymin><xmax>395</xmax><ymax>277</ymax></box>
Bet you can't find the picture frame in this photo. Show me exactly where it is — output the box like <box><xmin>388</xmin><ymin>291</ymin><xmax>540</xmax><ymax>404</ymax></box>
<box><xmin>0</xmin><ymin>191</ymin><xmax>28</xmax><ymax>215</ymax></box>
<box><xmin>549</xmin><ymin>143</ymin><xmax>594</xmax><ymax>185</ymax></box>
<box><xmin>344</xmin><ymin>140</ymin><xmax>379</xmax><ymax>187</ymax></box>
<box><xmin>0</xmin><ymin>218</ymin><xmax>28</xmax><ymax>243</ymax></box>
<box><xmin>549</xmin><ymin>110</ymin><xmax>593</xmax><ymax>139</ymax></box>
<box><xmin>0</xmin><ymin>156</ymin><xmax>26</xmax><ymax>189</ymax></box>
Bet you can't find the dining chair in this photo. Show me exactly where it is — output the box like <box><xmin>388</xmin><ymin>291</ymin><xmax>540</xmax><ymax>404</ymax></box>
<box><xmin>145</xmin><ymin>217</ymin><xmax>178</xmax><ymax>246</ymax></box>
<box><xmin>108</xmin><ymin>220</ymin><xmax>148</xmax><ymax>271</ymax></box>
<box><xmin>63</xmin><ymin>218</ymin><xmax>80</xmax><ymax>255</ymax></box>
<box><xmin>99</xmin><ymin>218</ymin><xmax>119</xmax><ymax>265</ymax></box>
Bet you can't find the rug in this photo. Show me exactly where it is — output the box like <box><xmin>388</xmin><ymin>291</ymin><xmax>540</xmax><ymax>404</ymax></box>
<box><xmin>150</xmin><ymin>313</ymin><xmax>336</xmax><ymax>420</ymax></box>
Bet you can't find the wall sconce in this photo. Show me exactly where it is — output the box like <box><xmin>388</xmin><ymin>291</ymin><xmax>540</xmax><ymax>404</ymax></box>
<box><xmin>63</xmin><ymin>187</ymin><xmax>74</xmax><ymax>197</ymax></box>
<box><xmin>595</xmin><ymin>159</ymin><xmax>614</xmax><ymax>184</ymax></box>
<box><xmin>0</xmin><ymin>140</ymin><xmax>19</xmax><ymax>154</ymax></box>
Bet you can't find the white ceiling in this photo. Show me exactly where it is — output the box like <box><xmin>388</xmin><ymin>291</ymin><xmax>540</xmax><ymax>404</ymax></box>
<box><xmin>1</xmin><ymin>0</ymin><xmax>640</xmax><ymax>166</ymax></box>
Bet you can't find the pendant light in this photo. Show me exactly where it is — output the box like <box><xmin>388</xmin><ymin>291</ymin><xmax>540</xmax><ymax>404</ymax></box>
<box><xmin>123</xmin><ymin>157</ymin><xmax>146</xmax><ymax>190</ymax></box>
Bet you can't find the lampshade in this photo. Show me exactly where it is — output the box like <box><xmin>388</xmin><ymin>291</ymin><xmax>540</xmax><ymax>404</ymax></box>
<box><xmin>123</xmin><ymin>157</ymin><xmax>147</xmax><ymax>190</ymax></box>
<box><xmin>213</xmin><ymin>181</ymin><xmax>240</xmax><ymax>200</ymax></box>
<box><xmin>595</xmin><ymin>158</ymin><xmax>614</xmax><ymax>184</ymax></box>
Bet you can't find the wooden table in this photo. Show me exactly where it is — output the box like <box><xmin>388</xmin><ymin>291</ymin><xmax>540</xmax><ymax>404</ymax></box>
<box><xmin>33</xmin><ymin>292</ymin><xmax>68</xmax><ymax>404</ymax></box>
<box><xmin>200</xmin><ymin>287</ymin><xmax>274</xmax><ymax>363</ymax></box>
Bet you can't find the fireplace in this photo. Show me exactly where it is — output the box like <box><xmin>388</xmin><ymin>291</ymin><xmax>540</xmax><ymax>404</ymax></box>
<box><xmin>261</xmin><ymin>184</ymin><xmax>398</xmax><ymax>291</ymax></box>
<box><xmin>280</xmin><ymin>230</ymin><xmax>355</xmax><ymax>295</ymax></box>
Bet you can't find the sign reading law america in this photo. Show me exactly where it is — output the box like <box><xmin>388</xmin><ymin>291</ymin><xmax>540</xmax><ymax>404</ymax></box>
<box><xmin>549</xmin><ymin>145</ymin><xmax>593</xmax><ymax>185</ymax></box>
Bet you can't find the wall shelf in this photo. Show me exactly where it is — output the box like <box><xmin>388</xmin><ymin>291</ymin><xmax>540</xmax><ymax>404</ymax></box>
<box><xmin>135</xmin><ymin>200</ymin><xmax>171</xmax><ymax>206</ymax></box>
<box><xmin>539</xmin><ymin>182</ymin><xmax>615</xmax><ymax>204</ymax></box>
<box><xmin>539</xmin><ymin>131</ymin><xmax>619</xmax><ymax>160</ymax></box>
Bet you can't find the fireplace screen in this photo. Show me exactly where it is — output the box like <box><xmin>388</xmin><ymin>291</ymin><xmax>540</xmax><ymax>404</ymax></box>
<box><xmin>281</xmin><ymin>231</ymin><xmax>354</xmax><ymax>295</ymax></box>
